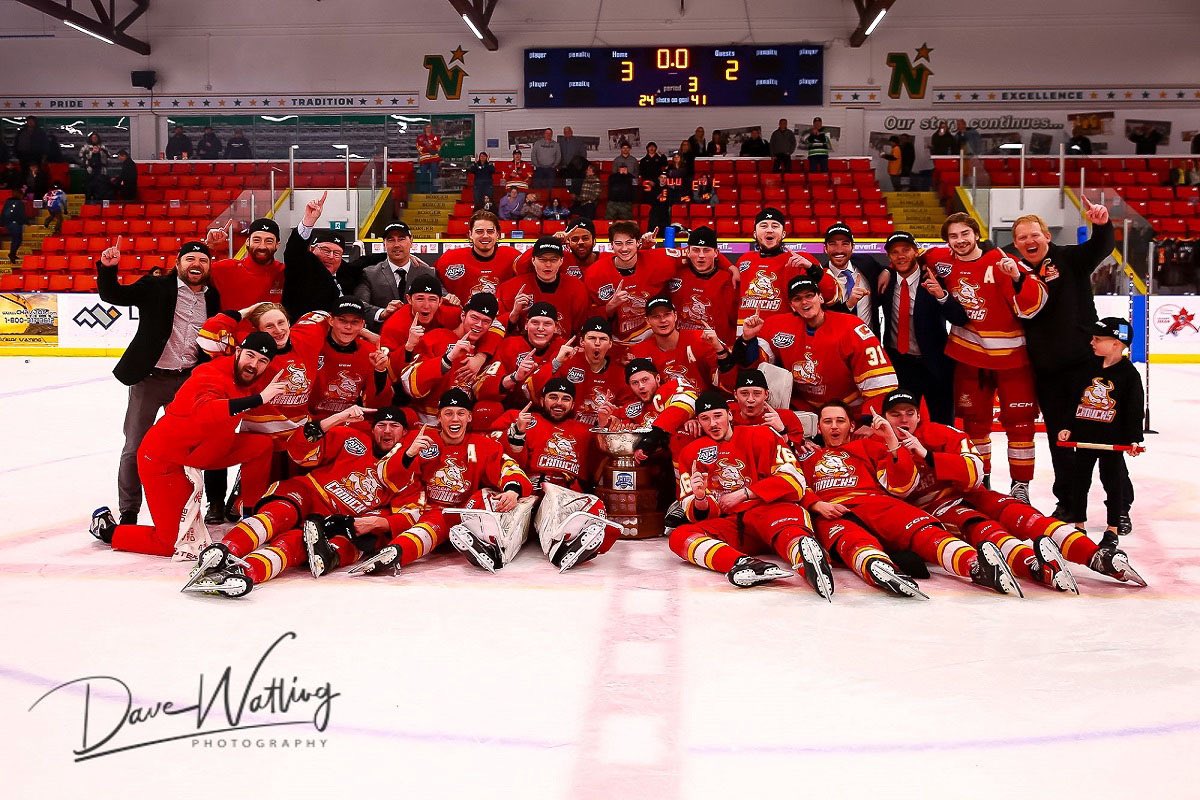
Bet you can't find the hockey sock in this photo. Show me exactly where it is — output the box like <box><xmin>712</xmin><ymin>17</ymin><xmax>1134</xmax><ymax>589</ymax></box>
<box><xmin>1049</xmin><ymin>523</ymin><xmax>1100</xmax><ymax>566</ymax></box>
<box><xmin>800</xmin><ymin>525</ymin><xmax>887</xmax><ymax>587</ymax></box>
<box><xmin>221</xmin><ymin>502</ymin><xmax>297</xmax><ymax>557</ymax></box>
<box><xmin>963</xmin><ymin>418</ymin><xmax>993</xmax><ymax>477</ymax></box>
<box><xmin>328</xmin><ymin>534</ymin><xmax>361</xmax><ymax>567</ymax></box>
<box><xmin>911</xmin><ymin>525</ymin><xmax>976</xmax><ymax>578</ymax></box>
<box><xmin>960</xmin><ymin>519</ymin><xmax>1036</xmax><ymax>580</ymax></box>
<box><xmin>1006</xmin><ymin>423</ymin><xmax>1036</xmax><ymax>483</ymax></box>
<box><xmin>393</xmin><ymin>522</ymin><xmax>447</xmax><ymax>566</ymax></box>
<box><xmin>668</xmin><ymin>526</ymin><xmax>743</xmax><ymax>574</ymax></box>
<box><xmin>244</xmin><ymin>529</ymin><xmax>305</xmax><ymax>584</ymax></box>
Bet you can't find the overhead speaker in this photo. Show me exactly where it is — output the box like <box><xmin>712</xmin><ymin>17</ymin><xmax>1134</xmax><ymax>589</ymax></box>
<box><xmin>131</xmin><ymin>70</ymin><xmax>157</xmax><ymax>90</ymax></box>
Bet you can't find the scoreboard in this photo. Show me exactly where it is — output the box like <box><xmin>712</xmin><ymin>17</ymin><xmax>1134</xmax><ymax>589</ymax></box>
<box><xmin>523</xmin><ymin>44</ymin><xmax>823</xmax><ymax>108</ymax></box>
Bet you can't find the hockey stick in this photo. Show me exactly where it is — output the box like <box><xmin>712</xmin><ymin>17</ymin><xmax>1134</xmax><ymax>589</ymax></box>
<box><xmin>1056</xmin><ymin>441</ymin><xmax>1138</xmax><ymax>452</ymax></box>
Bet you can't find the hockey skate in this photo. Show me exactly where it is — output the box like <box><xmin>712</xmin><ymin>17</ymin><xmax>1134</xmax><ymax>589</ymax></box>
<box><xmin>347</xmin><ymin>544</ymin><xmax>401</xmax><ymax>576</ymax></box>
<box><xmin>970</xmin><ymin>541</ymin><xmax>1024</xmax><ymax>597</ymax></box>
<box><xmin>89</xmin><ymin>506</ymin><xmax>116</xmax><ymax>544</ymax></box>
<box><xmin>792</xmin><ymin>535</ymin><xmax>835</xmax><ymax>601</ymax></box>
<box><xmin>449</xmin><ymin>523</ymin><xmax>503</xmax><ymax>573</ymax></box>
<box><xmin>726</xmin><ymin>556</ymin><xmax>793</xmax><ymax>588</ymax></box>
<box><xmin>866</xmin><ymin>557</ymin><xmax>929</xmax><ymax>599</ymax></box>
<box><xmin>1027</xmin><ymin>536</ymin><xmax>1079</xmax><ymax>594</ymax></box>
<box><xmin>547</xmin><ymin>517</ymin><xmax>611</xmax><ymax>573</ymax></box>
<box><xmin>181</xmin><ymin>542</ymin><xmax>250</xmax><ymax>591</ymax></box>
<box><xmin>302</xmin><ymin>515</ymin><xmax>344</xmax><ymax>578</ymax></box>
<box><xmin>1010</xmin><ymin>480</ymin><xmax>1030</xmax><ymax>504</ymax></box>
<box><xmin>182</xmin><ymin>568</ymin><xmax>253</xmax><ymax>598</ymax></box>
<box><xmin>1088</xmin><ymin>532</ymin><xmax>1148</xmax><ymax>587</ymax></box>
<box><xmin>662</xmin><ymin>500</ymin><xmax>687</xmax><ymax>532</ymax></box>
<box><xmin>1117</xmin><ymin>514</ymin><xmax>1133</xmax><ymax>537</ymax></box>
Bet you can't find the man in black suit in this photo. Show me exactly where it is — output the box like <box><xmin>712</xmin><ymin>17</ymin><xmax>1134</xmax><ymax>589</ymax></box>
<box><xmin>347</xmin><ymin>222</ymin><xmax>436</xmax><ymax>332</ymax></box>
<box><xmin>877</xmin><ymin>231</ymin><xmax>968</xmax><ymax>425</ymax></box>
<box><xmin>821</xmin><ymin>223</ymin><xmax>883</xmax><ymax>337</ymax></box>
<box><xmin>97</xmin><ymin>239</ymin><xmax>221</xmax><ymax>525</ymax></box>
<box><xmin>283</xmin><ymin>190</ymin><xmax>347</xmax><ymax>320</ymax></box>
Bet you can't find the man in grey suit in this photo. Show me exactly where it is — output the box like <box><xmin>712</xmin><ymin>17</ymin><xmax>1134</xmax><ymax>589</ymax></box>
<box><xmin>350</xmin><ymin>222</ymin><xmax>436</xmax><ymax>332</ymax></box>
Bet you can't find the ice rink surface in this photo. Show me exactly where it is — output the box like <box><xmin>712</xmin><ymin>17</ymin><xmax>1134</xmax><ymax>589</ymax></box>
<box><xmin>2</xmin><ymin>357</ymin><xmax>1197</xmax><ymax>799</ymax></box>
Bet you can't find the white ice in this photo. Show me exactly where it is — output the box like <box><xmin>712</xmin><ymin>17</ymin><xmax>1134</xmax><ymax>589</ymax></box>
<box><xmin>2</xmin><ymin>357</ymin><xmax>1197</xmax><ymax>800</ymax></box>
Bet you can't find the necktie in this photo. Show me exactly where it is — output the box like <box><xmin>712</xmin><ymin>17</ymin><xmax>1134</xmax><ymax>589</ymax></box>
<box><xmin>396</xmin><ymin>269</ymin><xmax>406</xmax><ymax>297</ymax></box>
<box><xmin>897</xmin><ymin>277</ymin><xmax>911</xmax><ymax>355</ymax></box>
<box><xmin>842</xmin><ymin>269</ymin><xmax>856</xmax><ymax>303</ymax></box>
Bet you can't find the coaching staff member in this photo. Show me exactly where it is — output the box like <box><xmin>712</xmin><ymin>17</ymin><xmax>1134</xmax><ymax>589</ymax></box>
<box><xmin>349</xmin><ymin>221</ymin><xmax>437</xmax><ymax>332</ymax></box>
<box><xmin>283</xmin><ymin>190</ymin><xmax>349</xmax><ymax>320</ymax></box>
<box><xmin>1015</xmin><ymin>197</ymin><xmax>1115</xmax><ymax>519</ymax></box>
<box><xmin>97</xmin><ymin>238</ymin><xmax>221</xmax><ymax>525</ymax></box>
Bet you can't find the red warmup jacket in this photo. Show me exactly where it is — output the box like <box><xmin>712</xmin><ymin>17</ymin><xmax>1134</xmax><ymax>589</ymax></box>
<box><xmin>145</xmin><ymin>356</ymin><xmax>264</xmax><ymax>456</ymax></box>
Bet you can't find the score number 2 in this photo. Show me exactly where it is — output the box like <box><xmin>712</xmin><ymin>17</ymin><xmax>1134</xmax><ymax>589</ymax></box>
<box><xmin>725</xmin><ymin>59</ymin><xmax>739</xmax><ymax>81</ymax></box>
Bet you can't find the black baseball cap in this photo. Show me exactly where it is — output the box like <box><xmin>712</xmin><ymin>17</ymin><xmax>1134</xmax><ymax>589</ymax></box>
<box><xmin>885</xmin><ymin>231</ymin><xmax>918</xmax><ymax>251</ymax></box>
<box><xmin>178</xmin><ymin>241</ymin><xmax>211</xmax><ymax>259</ymax></box>
<box><xmin>247</xmin><ymin>218</ymin><xmax>280</xmax><ymax>239</ymax></box>
<box><xmin>383</xmin><ymin>222</ymin><xmax>413</xmax><ymax>238</ymax></box>
<box><xmin>408</xmin><ymin>274</ymin><xmax>443</xmax><ymax>297</ymax></box>
<box><xmin>374</xmin><ymin>406</ymin><xmax>407</xmax><ymax>424</ymax></box>
<box><xmin>564</xmin><ymin>217</ymin><xmax>595</xmax><ymax>236</ymax></box>
<box><xmin>881</xmin><ymin>389</ymin><xmax>921</xmax><ymax>412</ymax></box>
<box><xmin>527</xmin><ymin>301</ymin><xmax>558</xmax><ymax>321</ymax></box>
<box><xmin>824</xmin><ymin>222</ymin><xmax>854</xmax><ymax>242</ymax></box>
<box><xmin>624</xmin><ymin>357</ymin><xmax>658</xmax><ymax>381</ymax></box>
<box><xmin>1092</xmin><ymin>317</ymin><xmax>1133</xmax><ymax>345</ymax></box>
<box><xmin>788</xmin><ymin>275</ymin><xmax>821</xmax><ymax>298</ymax></box>
<box><xmin>735</xmin><ymin>369</ymin><xmax>768</xmax><ymax>391</ymax></box>
<box><xmin>755</xmin><ymin>207</ymin><xmax>786</xmax><ymax>226</ymax></box>
<box><xmin>645</xmin><ymin>295</ymin><xmax>674</xmax><ymax>315</ymax></box>
<box><xmin>332</xmin><ymin>297</ymin><xmax>368</xmax><ymax>318</ymax></box>
<box><xmin>464</xmin><ymin>292</ymin><xmax>499</xmax><ymax>318</ymax></box>
<box><xmin>580</xmin><ymin>316</ymin><xmax>611</xmax><ymax>337</ymax></box>
<box><xmin>532</xmin><ymin>236</ymin><xmax>564</xmax><ymax>257</ymax></box>
<box><xmin>314</xmin><ymin>231</ymin><xmax>346</xmax><ymax>250</ymax></box>
<box><xmin>687</xmin><ymin>226</ymin><xmax>718</xmax><ymax>249</ymax></box>
<box><xmin>438</xmin><ymin>388</ymin><xmax>474</xmax><ymax>409</ymax></box>
<box><xmin>543</xmin><ymin>377</ymin><xmax>576</xmax><ymax>398</ymax></box>
<box><xmin>239</xmin><ymin>331</ymin><xmax>278</xmax><ymax>358</ymax></box>
<box><xmin>694</xmin><ymin>390</ymin><xmax>732</xmax><ymax>416</ymax></box>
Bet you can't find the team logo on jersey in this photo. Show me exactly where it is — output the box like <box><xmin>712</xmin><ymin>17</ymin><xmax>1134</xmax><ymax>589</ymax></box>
<box><xmin>771</xmin><ymin>332</ymin><xmax>795</xmax><ymax>348</ymax></box>
<box><xmin>712</xmin><ymin>458</ymin><xmax>747</xmax><ymax>493</ymax></box>
<box><xmin>663</xmin><ymin>363</ymin><xmax>690</xmax><ymax>385</ymax></box>
<box><xmin>697</xmin><ymin>445</ymin><xmax>718</xmax><ymax>464</ymax></box>
<box><xmin>598</xmin><ymin>283</ymin><xmax>616</xmax><ymax>301</ymax></box>
<box><xmin>790</xmin><ymin>352</ymin><xmax>821</xmax><ymax>386</ymax></box>
<box><xmin>624</xmin><ymin>401</ymin><xmax>644</xmax><ymax>419</ymax></box>
<box><xmin>324</xmin><ymin>470</ymin><xmax>383</xmax><ymax>514</ymax></box>
<box><xmin>685</xmin><ymin>294</ymin><xmax>712</xmax><ymax>324</ymax></box>
<box><xmin>666</xmin><ymin>278</ymin><xmax>683</xmax><ymax>292</ymax></box>
<box><xmin>472</xmin><ymin>278</ymin><xmax>498</xmax><ymax>295</ymax></box>
<box><xmin>934</xmin><ymin>261</ymin><xmax>952</xmax><ymax>278</ymax></box>
<box><xmin>344</xmin><ymin>437</ymin><xmax>368</xmax><ymax>457</ymax></box>
<box><xmin>567</xmin><ymin>367</ymin><xmax>585</xmax><ymax>383</ymax></box>
<box><xmin>567</xmin><ymin>266</ymin><xmax>583</xmax><ymax>279</ymax></box>
<box><xmin>444</xmin><ymin>264</ymin><xmax>466</xmax><ymax>280</ymax></box>
<box><xmin>428</xmin><ymin>456</ymin><xmax>470</xmax><ymax>502</ymax></box>
<box><xmin>327</xmin><ymin>369</ymin><xmax>362</xmax><ymax>400</ymax></box>
<box><xmin>853</xmin><ymin>324</ymin><xmax>873</xmax><ymax>341</ymax></box>
<box><xmin>811</xmin><ymin>451</ymin><xmax>857</xmax><ymax>492</ymax></box>
<box><xmin>1040</xmin><ymin>260</ymin><xmax>1060</xmax><ymax>281</ymax></box>
<box><xmin>743</xmin><ymin>271</ymin><xmax>778</xmax><ymax>301</ymax></box>
<box><xmin>419</xmin><ymin>443</ymin><xmax>440</xmax><ymax>459</ymax></box>
<box><xmin>1076</xmin><ymin>378</ymin><xmax>1117</xmax><ymax>423</ymax></box>
<box><xmin>953</xmin><ymin>279</ymin><xmax>984</xmax><ymax>311</ymax></box>
<box><xmin>538</xmin><ymin>431</ymin><xmax>581</xmax><ymax>475</ymax></box>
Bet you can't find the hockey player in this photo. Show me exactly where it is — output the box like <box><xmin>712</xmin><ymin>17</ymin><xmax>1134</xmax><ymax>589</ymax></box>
<box><xmin>582</xmin><ymin>220</ymin><xmax>678</xmax><ymax>345</ymax></box>
<box><xmin>496</xmin><ymin>236</ymin><xmax>591</xmax><ymax>335</ymax></box>
<box><xmin>668</xmin><ymin>226</ymin><xmax>738</xmax><ymax>345</ymax></box>
<box><xmin>735</xmin><ymin>207</ymin><xmax>839</xmax><ymax>328</ymax></box>
<box><xmin>475</xmin><ymin>301</ymin><xmax>568</xmax><ymax>406</ymax></box>
<box><xmin>529</xmin><ymin>316</ymin><xmax>628</xmax><ymax>427</ymax></box>
<box><xmin>729</xmin><ymin>368</ymin><xmax>811</xmax><ymax>448</ymax></box>
<box><xmin>744</xmin><ymin>275</ymin><xmax>898</xmax><ymax>414</ymax></box>
<box><xmin>670</xmin><ymin>390</ymin><xmax>834</xmax><ymax>596</ymax></box>
<box><xmin>598</xmin><ymin>357</ymin><xmax>699</xmax><ymax>461</ymax></box>
<box><xmin>181</xmin><ymin>405</ymin><xmax>407</xmax><ymax>596</ymax></box>
<box><xmin>205</xmin><ymin>218</ymin><xmax>285</xmax><ymax>309</ymax></box>
<box><xmin>307</xmin><ymin>297</ymin><xmax>394</xmax><ymax>420</ymax></box>
<box><xmin>925</xmin><ymin>212</ymin><xmax>1047</xmax><ymax>501</ymax></box>
<box><xmin>350</xmin><ymin>388</ymin><xmax>534</xmax><ymax>576</ymax></box>
<box><xmin>513</xmin><ymin>217</ymin><xmax>601</xmax><ymax>279</ymax></box>
<box><xmin>795</xmin><ymin>400</ymin><xmax>1022</xmax><ymax>596</ymax></box>
<box><xmin>378</xmin><ymin>275</ymin><xmax>465</xmax><ymax>356</ymax></box>
<box><xmin>630</xmin><ymin>295</ymin><xmax>736</xmax><ymax>392</ymax></box>
<box><xmin>499</xmin><ymin>379</ymin><xmax>622</xmax><ymax>570</ymax></box>
<box><xmin>90</xmin><ymin>333</ymin><xmax>290</xmax><ymax>557</ymax></box>
<box><xmin>435</xmin><ymin>210</ymin><xmax>522</xmax><ymax>300</ymax></box>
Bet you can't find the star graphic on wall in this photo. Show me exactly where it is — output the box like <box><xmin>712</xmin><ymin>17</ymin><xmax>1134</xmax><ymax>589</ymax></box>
<box><xmin>91</xmin><ymin>100</ymin><xmax>100</xmax><ymax>108</ymax></box>
<box><xmin>473</xmin><ymin>96</ymin><xmax>481</xmax><ymax>104</ymax></box>
<box><xmin>172</xmin><ymin>99</ymin><xmax>180</xmax><ymax>106</ymax></box>
<box><xmin>505</xmin><ymin>97</ymin><xmax>513</xmax><ymax>104</ymax></box>
<box><xmin>1177</xmin><ymin>91</ymin><xmax>1186</xmax><ymax>99</ymax></box>
<box><xmin>187</xmin><ymin>99</ymin><xmax>196</xmax><ymax>107</ymax></box>
<box><xmin>868</xmin><ymin>93</ymin><xmax>876</xmax><ymax>101</ymax></box>
<box><xmin>375</xmin><ymin>97</ymin><xmax>383</xmax><ymax>104</ymax></box>
<box><xmin>1124</xmin><ymin>91</ymin><xmax>1132</xmax><ymax>98</ymax></box>
<box><xmin>914</xmin><ymin>43</ymin><xmax>933</xmax><ymax>62</ymax></box>
<box><xmin>390</xmin><ymin>97</ymin><xmax>399</xmax><ymax>104</ymax></box>
<box><xmin>34</xmin><ymin>100</ymin><xmax>42</xmax><ymax>107</ymax></box>
<box><xmin>358</xmin><ymin>98</ymin><xmax>367</xmax><ymax>105</ymax></box>
<box><xmin>407</xmin><ymin>97</ymin><xmax>416</xmax><ymax>105</ymax></box>
<box><xmin>137</xmin><ymin>99</ymin><xmax>146</xmax><ymax>107</ymax></box>
<box><xmin>489</xmin><ymin>96</ymin><xmax>497</xmax><ymax>104</ymax></box>
<box><xmin>218</xmin><ymin>99</ymin><xmax>226</xmax><ymax>106</ymax></box>
<box><xmin>107</xmin><ymin>100</ymin><xmax>115</xmax><ymax>107</ymax></box>
<box><xmin>450</xmin><ymin>45</ymin><xmax>468</xmax><ymax>64</ymax></box>
<box><xmin>2</xmin><ymin>101</ymin><xmax>9</xmax><ymax>108</ymax></box>
<box><xmin>1107</xmin><ymin>91</ymin><xmax>1115</xmax><ymax>99</ymax></box>
<box><xmin>122</xmin><ymin>100</ymin><xmax>130</xmax><ymax>107</ymax></box>
<box><xmin>234</xmin><ymin>99</ymin><xmax>242</xmax><ymax>106</ymax></box>
<box><xmin>936</xmin><ymin>93</ymin><xmax>945</xmax><ymax>101</ymax></box>
<box><xmin>262</xmin><ymin>98</ymin><xmax>271</xmax><ymax>105</ymax></box>
<box><xmin>970</xmin><ymin>92</ymin><xmax>979</xmax><ymax>100</ymax></box>
<box><xmin>850</xmin><ymin>93</ymin><xmax>859</xmax><ymax>100</ymax></box>
<box><xmin>1159</xmin><ymin>91</ymin><xmax>1167</xmax><ymax>99</ymax></box>
<box><xmin>202</xmin><ymin>99</ymin><xmax>211</xmax><ymax>106</ymax></box>
<box><xmin>1090</xmin><ymin>91</ymin><xmax>1098</xmax><ymax>99</ymax></box>
<box><xmin>1141</xmin><ymin>91</ymin><xmax>1149</xmax><ymax>99</ymax></box>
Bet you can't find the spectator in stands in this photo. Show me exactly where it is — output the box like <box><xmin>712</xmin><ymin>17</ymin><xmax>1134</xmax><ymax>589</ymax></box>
<box><xmin>1128</xmin><ymin>124</ymin><xmax>1164</xmax><ymax>155</ymax></box>
<box><xmin>350</xmin><ymin>221</ymin><xmax>437</xmax><ymax>333</ymax></box>
<box><xmin>499</xmin><ymin>187</ymin><xmax>524</xmax><ymax>221</ymax></box>
<box><xmin>665</xmin><ymin>152</ymin><xmax>691</xmax><ymax>204</ymax></box>
<box><xmin>607</xmin><ymin>163</ymin><xmax>636</xmax><ymax>220</ymax></box>
<box><xmin>225</xmin><ymin>129</ymin><xmax>253</xmax><ymax>159</ymax></box>
<box><xmin>770</xmin><ymin>118</ymin><xmax>797</xmax><ymax>173</ymax></box>
<box><xmin>692</xmin><ymin>173</ymin><xmax>718</xmax><ymax>205</ymax></box>
<box><xmin>574</xmin><ymin>164</ymin><xmax>601</xmax><ymax>220</ymax></box>
<box><xmin>80</xmin><ymin>132</ymin><xmax>111</xmax><ymax>204</ymax></box>
<box><xmin>416</xmin><ymin>124</ymin><xmax>443</xmax><ymax>189</ymax></box>
<box><xmin>639</xmin><ymin>142</ymin><xmax>667</xmax><ymax>186</ymax></box>
<box><xmin>112</xmin><ymin>150</ymin><xmax>138</xmax><ymax>202</ymax></box>
<box><xmin>165</xmin><ymin>126</ymin><xmax>193</xmax><ymax>160</ymax></box>
<box><xmin>521</xmin><ymin>192</ymin><xmax>545</xmax><ymax>221</ymax></box>
<box><xmin>501</xmin><ymin>149</ymin><xmax>533</xmax><ymax>194</ymax></box>
<box><xmin>544</xmin><ymin>197</ymin><xmax>570</xmax><ymax>221</ymax></box>
<box><xmin>195</xmin><ymin>127</ymin><xmax>222</xmax><ymax>160</ymax></box>
<box><xmin>880</xmin><ymin>136</ymin><xmax>903</xmax><ymax>191</ymax></box>
<box><xmin>531</xmin><ymin>128</ymin><xmax>561</xmax><ymax>190</ymax></box>
<box><xmin>930</xmin><ymin>121</ymin><xmax>957</xmax><ymax>156</ymax></box>
<box><xmin>42</xmin><ymin>183</ymin><xmax>66</xmax><ymax>235</ymax></box>
<box><xmin>14</xmin><ymin>116</ymin><xmax>48</xmax><ymax>173</ymax></box>
<box><xmin>647</xmin><ymin>179</ymin><xmax>673</xmax><ymax>232</ymax></box>
<box><xmin>954</xmin><ymin>118</ymin><xmax>981</xmax><ymax>156</ymax></box>
<box><xmin>283</xmin><ymin>191</ymin><xmax>347</xmax><ymax>319</ymax></box>
<box><xmin>1066</xmin><ymin>128</ymin><xmax>1093</xmax><ymax>156</ymax></box>
<box><xmin>612</xmin><ymin>142</ymin><xmax>639</xmax><ymax>176</ymax></box>
<box><xmin>468</xmin><ymin>151</ymin><xmax>496</xmax><ymax>209</ymax></box>
<box><xmin>707</xmin><ymin>130</ymin><xmax>728</xmax><ymax>156</ymax></box>
<box><xmin>800</xmin><ymin>117</ymin><xmax>831</xmax><ymax>172</ymax></box>
<box><xmin>685</xmin><ymin>127</ymin><xmax>706</xmax><ymax>165</ymax></box>
<box><xmin>677</xmin><ymin>140</ymin><xmax>697</xmax><ymax>178</ymax></box>
<box><xmin>738</xmin><ymin>128</ymin><xmax>770</xmax><ymax>158</ymax></box>
<box><xmin>479</xmin><ymin>194</ymin><xmax>497</xmax><ymax>214</ymax></box>
<box><xmin>558</xmin><ymin>126</ymin><xmax>588</xmax><ymax>195</ymax></box>
<box><xmin>3</xmin><ymin>186</ymin><xmax>25</xmax><ymax>264</ymax></box>
<box><xmin>899</xmin><ymin>134</ymin><xmax>916</xmax><ymax>191</ymax></box>
<box><xmin>22</xmin><ymin>162</ymin><xmax>49</xmax><ymax>200</ymax></box>
<box><xmin>45</xmin><ymin>134</ymin><xmax>65</xmax><ymax>163</ymax></box>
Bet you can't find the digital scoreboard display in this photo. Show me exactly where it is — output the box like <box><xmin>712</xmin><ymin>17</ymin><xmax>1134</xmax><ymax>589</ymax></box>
<box><xmin>523</xmin><ymin>45</ymin><xmax>823</xmax><ymax>108</ymax></box>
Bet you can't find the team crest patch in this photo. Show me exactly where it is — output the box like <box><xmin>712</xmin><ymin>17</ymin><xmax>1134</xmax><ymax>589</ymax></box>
<box><xmin>419</xmin><ymin>443</ymin><xmax>440</xmax><ymax>459</ymax></box>
<box><xmin>624</xmin><ymin>401</ymin><xmax>644</xmax><ymax>418</ymax></box>
<box><xmin>771</xmin><ymin>332</ymin><xmax>795</xmax><ymax>348</ymax></box>
<box><xmin>666</xmin><ymin>278</ymin><xmax>683</xmax><ymax>292</ymax></box>
<box><xmin>697</xmin><ymin>445</ymin><xmax>718</xmax><ymax>464</ymax></box>
<box><xmin>1041</xmin><ymin>261</ymin><xmax>1060</xmax><ymax>281</ymax></box>
<box><xmin>567</xmin><ymin>367</ymin><xmax>585</xmax><ymax>383</ymax></box>
<box><xmin>598</xmin><ymin>283</ymin><xmax>615</xmax><ymax>301</ymax></box>
<box><xmin>934</xmin><ymin>261</ymin><xmax>952</xmax><ymax>278</ymax></box>
<box><xmin>344</xmin><ymin>437</ymin><xmax>367</xmax><ymax>456</ymax></box>
<box><xmin>445</xmin><ymin>264</ymin><xmax>466</xmax><ymax>280</ymax></box>
<box><xmin>853</xmin><ymin>324</ymin><xmax>873</xmax><ymax>340</ymax></box>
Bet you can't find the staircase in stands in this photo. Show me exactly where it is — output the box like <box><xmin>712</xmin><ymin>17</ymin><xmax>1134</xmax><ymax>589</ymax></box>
<box><xmin>882</xmin><ymin>192</ymin><xmax>947</xmax><ymax>240</ymax></box>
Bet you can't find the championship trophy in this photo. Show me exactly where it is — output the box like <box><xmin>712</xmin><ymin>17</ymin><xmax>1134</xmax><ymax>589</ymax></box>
<box><xmin>593</xmin><ymin>428</ymin><xmax>669</xmax><ymax>539</ymax></box>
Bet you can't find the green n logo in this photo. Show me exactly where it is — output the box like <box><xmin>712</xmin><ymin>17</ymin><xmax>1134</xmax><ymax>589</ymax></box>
<box><xmin>424</xmin><ymin>54</ymin><xmax>469</xmax><ymax>101</ymax></box>
<box><xmin>886</xmin><ymin>46</ymin><xmax>934</xmax><ymax>100</ymax></box>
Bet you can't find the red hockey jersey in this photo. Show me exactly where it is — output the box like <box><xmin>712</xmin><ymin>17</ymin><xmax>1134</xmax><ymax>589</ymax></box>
<box><xmin>667</xmin><ymin>263</ymin><xmax>739</xmax><ymax>345</ymax></box>
<box><xmin>905</xmin><ymin>420</ymin><xmax>987</xmax><ymax>510</ymax></box>
<box><xmin>436</xmin><ymin>245</ymin><xmax>521</xmax><ymax>300</ymax></box>
<box><xmin>735</xmin><ymin>249</ymin><xmax>840</xmax><ymax>326</ymax></box>
<box><xmin>495</xmin><ymin>273</ymin><xmax>592</xmax><ymax>336</ymax></box>
<box><xmin>583</xmin><ymin>250</ymin><xmax>677</xmax><ymax>344</ymax></box>
<box><xmin>209</xmin><ymin>257</ymin><xmax>285</xmax><ymax>310</ymax></box>
<box><xmin>285</xmin><ymin>426</ymin><xmax>400</xmax><ymax>516</ymax></box>
<box><xmin>380</xmin><ymin>431</ymin><xmax>532</xmax><ymax>511</ymax></box>
<box><xmin>496</xmin><ymin>412</ymin><xmax>601</xmax><ymax>492</ymax></box>
<box><xmin>530</xmin><ymin>353</ymin><xmax>628</xmax><ymax>427</ymax></box>
<box><xmin>475</xmin><ymin>333</ymin><xmax>564</xmax><ymax>402</ymax></box>
<box><xmin>308</xmin><ymin>338</ymin><xmax>394</xmax><ymax>421</ymax></box>
<box><xmin>796</xmin><ymin>439</ymin><xmax>919</xmax><ymax>503</ymax></box>
<box><xmin>629</xmin><ymin>330</ymin><xmax>721</xmax><ymax>391</ymax></box>
<box><xmin>611</xmin><ymin>379</ymin><xmax>698</xmax><ymax>433</ymax></box>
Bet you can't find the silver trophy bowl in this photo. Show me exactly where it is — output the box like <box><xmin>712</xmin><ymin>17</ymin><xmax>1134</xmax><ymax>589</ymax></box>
<box><xmin>591</xmin><ymin>427</ymin><xmax>650</xmax><ymax>457</ymax></box>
